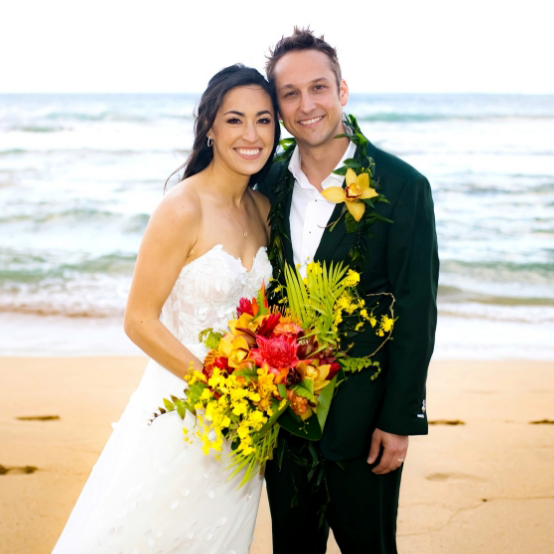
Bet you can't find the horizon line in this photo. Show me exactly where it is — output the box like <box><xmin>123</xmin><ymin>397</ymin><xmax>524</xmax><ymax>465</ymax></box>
<box><xmin>1</xmin><ymin>91</ymin><xmax>553</xmax><ymax>96</ymax></box>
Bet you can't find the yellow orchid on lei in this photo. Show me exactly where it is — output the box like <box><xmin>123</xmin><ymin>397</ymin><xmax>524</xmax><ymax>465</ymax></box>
<box><xmin>321</xmin><ymin>168</ymin><xmax>378</xmax><ymax>222</ymax></box>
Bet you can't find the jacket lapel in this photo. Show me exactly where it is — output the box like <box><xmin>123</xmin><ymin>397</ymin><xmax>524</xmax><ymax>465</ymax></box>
<box><xmin>314</xmin><ymin>202</ymin><xmax>348</xmax><ymax>262</ymax></box>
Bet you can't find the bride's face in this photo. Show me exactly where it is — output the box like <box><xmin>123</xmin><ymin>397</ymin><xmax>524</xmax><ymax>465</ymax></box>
<box><xmin>208</xmin><ymin>85</ymin><xmax>275</xmax><ymax>178</ymax></box>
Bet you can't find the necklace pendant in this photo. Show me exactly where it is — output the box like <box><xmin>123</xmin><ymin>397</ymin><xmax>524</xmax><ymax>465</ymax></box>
<box><xmin>243</xmin><ymin>230</ymin><xmax>248</xmax><ymax>239</ymax></box>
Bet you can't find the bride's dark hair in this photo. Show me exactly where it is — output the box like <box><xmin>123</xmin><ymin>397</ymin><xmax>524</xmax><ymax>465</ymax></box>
<box><xmin>166</xmin><ymin>64</ymin><xmax>280</xmax><ymax>190</ymax></box>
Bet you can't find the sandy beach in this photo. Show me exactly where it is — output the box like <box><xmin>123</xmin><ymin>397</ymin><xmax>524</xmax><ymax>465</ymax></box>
<box><xmin>1</xmin><ymin>356</ymin><xmax>553</xmax><ymax>554</ymax></box>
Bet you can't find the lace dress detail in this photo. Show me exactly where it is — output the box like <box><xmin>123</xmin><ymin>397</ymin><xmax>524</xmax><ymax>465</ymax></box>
<box><xmin>52</xmin><ymin>245</ymin><xmax>273</xmax><ymax>554</ymax></box>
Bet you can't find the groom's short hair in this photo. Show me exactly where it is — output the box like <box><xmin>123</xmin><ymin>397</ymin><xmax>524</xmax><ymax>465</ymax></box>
<box><xmin>266</xmin><ymin>27</ymin><xmax>342</xmax><ymax>90</ymax></box>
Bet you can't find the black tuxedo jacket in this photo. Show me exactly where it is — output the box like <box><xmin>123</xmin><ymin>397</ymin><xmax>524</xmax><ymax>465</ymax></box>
<box><xmin>257</xmin><ymin>140</ymin><xmax>439</xmax><ymax>460</ymax></box>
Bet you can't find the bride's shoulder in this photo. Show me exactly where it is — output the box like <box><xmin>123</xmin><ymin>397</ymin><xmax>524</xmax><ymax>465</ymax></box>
<box><xmin>151</xmin><ymin>177</ymin><xmax>202</xmax><ymax>234</ymax></box>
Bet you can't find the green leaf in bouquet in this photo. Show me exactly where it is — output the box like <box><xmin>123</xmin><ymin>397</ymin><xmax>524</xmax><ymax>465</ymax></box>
<box><xmin>176</xmin><ymin>402</ymin><xmax>186</xmax><ymax>419</ymax></box>
<box><xmin>340</xmin><ymin>357</ymin><xmax>380</xmax><ymax>374</ymax></box>
<box><xmin>186</xmin><ymin>381</ymin><xmax>207</xmax><ymax>406</ymax></box>
<box><xmin>234</xmin><ymin>366</ymin><xmax>258</xmax><ymax>381</ymax></box>
<box><xmin>284</xmin><ymin>263</ymin><xmax>310</xmax><ymax>325</ymax></box>
<box><xmin>278</xmin><ymin>407</ymin><xmax>323</xmax><ymax>440</ymax></box>
<box><xmin>163</xmin><ymin>397</ymin><xmax>175</xmax><ymax>411</ymax></box>
<box><xmin>198</xmin><ymin>328</ymin><xmax>223</xmax><ymax>349</ymax></box>
<box><xmin>292</xmin><ymin>379</ymin><xmax>316</xmax><ymax>402</ymax></box>
<box><xmin>277</xmin><ymin>383</ymin><xmax>287</xmax><ymax>399</ymax></box>
<box><xmin>315</xmin><ymin>373</ymin><xmax>339</xmax><ymax>431</ymax></box>
<box><xmin>256</xmin><ymin>287</ymin><xmax>270</xmax><ymax>317</ymax></box>
<box><xmin>284</xmin><ymin>260</ymin><xmax>358</xmax><ymax>355</ymax></box>
<box><xmin>276</xmin><ymin>372</ymin><xmax>341</xmax><ymax>441</ymax></box>
<box><xmin>254</xmin><ymin>397</ymin><xmax>289</xmax><ymax>440</ymax></box>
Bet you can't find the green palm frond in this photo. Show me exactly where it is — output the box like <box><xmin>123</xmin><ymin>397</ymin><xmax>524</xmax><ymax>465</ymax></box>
<box><xmin>283</xmin><ymin>261</ymin><xmax>351</xmax><ymax>350</ymax></box>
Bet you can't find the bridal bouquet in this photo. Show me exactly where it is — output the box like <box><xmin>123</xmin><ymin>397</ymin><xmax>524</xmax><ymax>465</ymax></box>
<box><xmin>157</xmin><ymin>261</ymin><xmax>394</xmax><ymax>486</ymax></box>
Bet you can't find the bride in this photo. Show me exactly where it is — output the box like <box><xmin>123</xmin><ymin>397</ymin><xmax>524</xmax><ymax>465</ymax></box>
<box><xmin>52</xmin><ymin>64</ymin><xmax>280</xmax><ymax>553</ymax></box>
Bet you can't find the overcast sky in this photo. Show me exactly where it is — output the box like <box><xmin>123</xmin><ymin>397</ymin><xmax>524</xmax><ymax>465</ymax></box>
<box><xmin>2</xmin><ymin>0</ymin><xmax>553</xmax><ymax>94</ymax></box>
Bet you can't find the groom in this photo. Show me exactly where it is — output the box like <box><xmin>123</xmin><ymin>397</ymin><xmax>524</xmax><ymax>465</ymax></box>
<box><xmin>257</xmin><ymin>28</ymin><xmax>439</xmax><ymax>553</ymax></box>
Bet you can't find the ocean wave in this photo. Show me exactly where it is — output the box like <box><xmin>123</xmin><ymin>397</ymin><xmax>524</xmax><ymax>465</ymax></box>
<box><xmin>0</xmin><ymin>299</ymin><xmax>124</xmax><ymax>318</ymax></box>
<box><xmin>0</xmin><ymin>275</ymin><xmax>130</xmax><ymax>318</ymax></box>
<box><xmin>354</xmin><ymin>113</ymin><xmax>554</xmax><ymax>123</ymax></box>
<box><xmin>0</xmin><ymin>149</ymin><xmax>27</xmax><ymax>156</ymax></box>
<box><xmin>0</xmin><ymin>147</ymin><xmax>190</xmax><ymax>157</ymax></box>
<box><xmin>10</xmin><ymin>125</ymin><xmax>66</xmax><ymax>133</ymax></box>
<box><xmin>41</xmin><ymin>111</ymin><xmax>195</xmax><ymax>123</ymax></box>
<box><xmin>438</xmin><ymin>284</ymin><xmax>554</xmax><ymax>307</ymax></box>
<box><xmin>0</xmin><ymin>208</ymin><xmax>150</xmax><ymax>231</ymax></box>
<box><xmin>440</xmin><ymin>260</ymin><xmax>554</xmax><ymax>283</ymax></box>
<box><xmin>438</xmin><ymin>301</ymin><xmax>554</xmax><ymax>324</ymax></box>
<box><xmin>436</xmin><ymin>180</ymin><xmax>554</xmax><ymax>194</ymax></box>
<box><xmin>0</xmin><ymin>251</ymin><xmax>137</xmax><ymax>282</ymax></box>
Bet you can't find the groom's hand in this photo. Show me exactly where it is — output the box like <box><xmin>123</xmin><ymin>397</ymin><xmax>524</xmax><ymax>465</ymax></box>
<box><xmin>367</xmin><ymin>428</ymin><xmax>409</xmax><ymax>474</ymax></box>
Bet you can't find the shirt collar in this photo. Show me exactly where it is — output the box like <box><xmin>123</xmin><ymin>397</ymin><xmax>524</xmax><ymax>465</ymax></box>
<box><xmin>288</xmin><ymin>139</ymin><xmax>357</xmax><ymax>191</ymax></box>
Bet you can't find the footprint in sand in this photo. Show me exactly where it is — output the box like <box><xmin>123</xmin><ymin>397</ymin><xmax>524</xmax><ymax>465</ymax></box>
<box><xmin>0</xmin><ymin>464</ymin><xmax>38</xmax><ymax>475</ymax></box>
<box><xmin>16</xmin><ymin>415</ymin><xmax>60</xmax><ymax>421</ymax></box>
<box><xmin>428</xmin><ymin>419</ymin><xmax>465</xmax><ymax>425</ymax></box>
<box><xmin>425</xmin><ymin>472</ymin><xmax>483</xmax><ymax>482</ymax></box>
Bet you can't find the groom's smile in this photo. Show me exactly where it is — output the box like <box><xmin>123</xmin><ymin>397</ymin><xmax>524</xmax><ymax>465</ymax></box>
<box><xmin>298</xmin><ymin>115</ymin><xmax>324</xmax><ymax>127</ymax></box>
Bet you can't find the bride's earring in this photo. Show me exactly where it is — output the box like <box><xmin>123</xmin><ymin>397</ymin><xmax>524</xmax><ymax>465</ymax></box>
<box><xmin>207</xmin><ymin>137</ymin><xmax>213</xmax><ymax>147</ymax></box>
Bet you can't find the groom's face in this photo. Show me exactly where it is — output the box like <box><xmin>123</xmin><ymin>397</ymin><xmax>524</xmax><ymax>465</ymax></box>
<box><xmin>273</xmin><ymin>49</ymin><xmax>349</xmax><ymax>149</ymax></box>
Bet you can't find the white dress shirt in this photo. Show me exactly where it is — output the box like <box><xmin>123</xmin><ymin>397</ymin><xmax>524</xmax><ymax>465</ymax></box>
<box><xmin>288</xmin><ymin>140</ymin><xmax>357</xmax><ymax>276</ymax></box>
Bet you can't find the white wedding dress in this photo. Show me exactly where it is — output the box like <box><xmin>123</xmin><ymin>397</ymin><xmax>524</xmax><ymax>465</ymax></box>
<box><xmin>53</xmin><ymin>244</ymin><xmax>273</xmax><ymax>554</ymax></box>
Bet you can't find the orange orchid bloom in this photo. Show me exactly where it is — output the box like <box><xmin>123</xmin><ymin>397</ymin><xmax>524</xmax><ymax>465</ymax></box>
<box><xmin>218</xmin><ymin>334</ymin><xmax>250</xmax><ymax>369</ymax></box>
<box><xmin>228</xmin><ymin>313</ymin><xmax>258</xmax><ymax>336</ymax></box>
<box><xmin>296</xmin><ymin>360</ymin><xmax>332</xmax><ymax>394</ymax></box>
<box><xmin>321</xmin><ymin>168</ymin><xmax>378</xmax><ymax>222</ymax></box>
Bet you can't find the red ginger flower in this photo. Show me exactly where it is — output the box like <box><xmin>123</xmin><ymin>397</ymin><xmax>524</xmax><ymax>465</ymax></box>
<box><xmin>237</xmin><ymin>297</ymin><xmax>254</xmax><ymax>317</ymax></box>
<box><xmin>256</xmin><ymin>313</ymin><xmax>281</xmax><ymax>337</ymax></box>
<box><xmin>250</xmin><ymin>334</ymin><xmax>300</xmax><ymax>374</ymax></box>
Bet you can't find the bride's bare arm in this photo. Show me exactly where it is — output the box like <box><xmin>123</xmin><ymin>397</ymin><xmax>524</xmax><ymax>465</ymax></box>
<box><xmin>124</xmin><ymin>186</ymin><xmax>202</xmax><ymax>380</ymax></box>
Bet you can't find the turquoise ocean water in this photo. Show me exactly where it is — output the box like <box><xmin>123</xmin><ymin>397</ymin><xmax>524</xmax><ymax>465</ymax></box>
<box><xmin>0</xmin><ymin>93</ymin><xmax>553</xmax><ymax>357</ymax></box>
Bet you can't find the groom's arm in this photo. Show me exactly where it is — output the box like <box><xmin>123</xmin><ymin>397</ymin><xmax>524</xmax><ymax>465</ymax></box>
<box><xmin>376</xmin><ymin>175</ymin><xmax>439</xmax><ymax>437</ymax></box>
